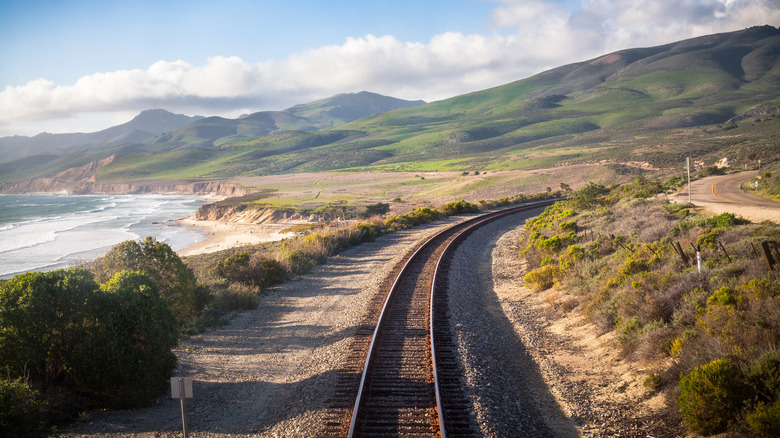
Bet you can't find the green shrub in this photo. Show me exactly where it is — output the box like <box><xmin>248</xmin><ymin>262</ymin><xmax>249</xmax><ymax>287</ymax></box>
<box><xmin>559</xmin><ymin>221</ymin><xmax>577</xmax><ymax>231</ymax></box>
<box><xmin>0</xmin><ymin>267</ymin><xmax>97</xmax><ymax>384</ymax></box>
<box><xmin>643</xmin><ymin>373</ymin><xmax>663</xmax><ymax>390</ymax></box>
<box><xmin>215</xmin><ymin>253</ymin><xmax>286</xmax><ymax>288</ymax></box>
<box><xmin>90</xmin><ymin>237</ymin><xmax>209</xmax><ymax>321</ymax></box>
<box><xmin>440</xmin><ymin>200</ymin><xmax>480</xmax><ymax>216</ymax></box>
<box><xmin>360</xmin><ymin>202</ymin><xmax>390</xmax><ymax>218</ymax></box>
<box><xmin>662</xmin><ymin>201</ymin><xmax>690</xmax><ymax>216</ymax></box>
<box><xmin>279</xmin><ymin>250</ymin><xmax>316</xmax><ymax>276</ymax></box>
<box><xmin>356</xmin><ymin>222</ymin><xmax>380</xmax><ymax>242</ymax></box>
<box><xmin>302</xmin><ymin>234</ymin><xmax>332</xmax><ymax>264</ymax></box>
<box><xmin>678</xmin><ymin>358</ymin><xmax>748</xmax><ymax>435</ymax></box>
<box><xmin>384</xmin><ymin>207</ymin><xmax>443</xmax><ymax>230</ymax></box>
<box><xmin>569</xmin><ymin>182</ymin><xmax>610</xmax><ymax>210</ymax></box>
<box><xmin>707</xmin><ymin>286</ymin><xmax>738</xmax><ymax>307</ymax></box>
<box><xmin>70</xmin><ymin>271</ymin><xmax>178</xmax><ymax>408</ymax></box>
<box><xmin>619</xmin><ymin>256</ymin><xmax>649</xmax><ymax>277</ymax></box>
<box><xmin>0</xmin><ymin>379</ymin><xmax>48</xmax><ymax>437</ymax></box>
<box><xmin>215</xmin><ymin>251</ymin><xmax>253</xmax><ymax>284</ymax></box>
<box><xmin>524</xmin><ymin>264</ymin><xmax>559</xmax><ymax>291</ymax></box>
<box><xmin>249</xmin><ymin>257</ymin><xmax>287</xmax><ymax>287</ymax></box>
<box><xmin>212</xmin><ymin>282</ymin><xmax>261</xmax><ymax>311</ymax></box>
<box><xmin>745</xmin><ymin>399</ymin><xmax>780</xmax><ymax>437</ymax></box>
<box><xmin>696</xmin><ymin>228</ymin><xmax>722</xmax><ymax>248</ymax></box>
<box><xmin>746</xmin><ymin>349</ymin><xmax>780</xmax><ymax>406</ymax></box>
<box><xmin>537</xmin><ymin>235</ymin><xmax>565</xmax><ymax>252</ymax></box>
<box><xmin>624</xmin><ymin>175</ymin><xmax>665</xmax><ymax>199</ymax></box>
<box><xmin>0</xmin><ymin>267</ymin><xmax>180</xmax><ymax>417</ymax></box>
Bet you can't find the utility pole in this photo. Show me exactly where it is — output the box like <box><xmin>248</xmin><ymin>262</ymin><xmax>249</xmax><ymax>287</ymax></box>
<box><xmin>686</xmin><ymin>157</ymin><xmax>692</xmax><ymax>205</ymax></box>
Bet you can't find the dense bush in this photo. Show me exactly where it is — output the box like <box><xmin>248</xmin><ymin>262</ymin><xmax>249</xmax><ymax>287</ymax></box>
<box><xmin>356</xmin><ymin>222</ymin><xmax>381</xmax><ymax>242</ymax></box>
<box><xmin>440</xmin><ymin>199</ymin><xmax>479</xmax><ymax>216</ymax></box>
<box><xmin>568</xmin><ymin>182</ymin><xmax>610</xmax><ymax>210</ymax></box>
<box><xmin>211</xmin><ymin>282</ymin><xmax>262</xmax><ymax>311</ymax></box>
<box><xmin>249</xmin><ymin>256</ymin><xmax>287</xmax><ymax>287</ymax></box>
<box><xmin>214</xmin><ymin>252</ymin><xmax>287</xmax><ymax>288</ymax></box>
<box><xmin>215</xmin><ymin>252</ymin><xmax>253</xmax><ymax>285</ymax></box>
<box><xmin>678</xmin><ymin>359</ymin><xmax>747</xmax><ymax>435</ymax></box>
<box><xmin>70</xmin><ymin>271</ymin><xmax>178</xmax><ymax>408</ymax></box>
<box><xmin>0</xmin><ymin>379</ymin><xmax>48</xmax><ymax>437</ymax></box>
<box><xmin>0</xmin><ymin>267</ymin><xmax>180</xmax><ymax>430</ymax></box>
<box><xmin>523</xmin><ymin>264</ymin><xmax>560</xmax><ymax>291</ymax></box>
<box><xmin>384</xmin><ymin>207</ymin><xmax>443</xmax><ymax>230</ymax></box>
<box><xmin>0</xmin><ymin>267</ymin><xmax>97</xmax><ymax>385</ymax></box>
<box><xmin>360</xmin><ymin>202</ymin><xmax>390</xmax><ymax>218</ymax></box>
<box><xmin>89</xmin><ymin>237</ymin><xmax>209</xmax><ymax>321</ymax></box>
<box><xmin>279</xmin><ymin>249</ymin><xmax>317</xmax><ymax>276</ymax></box>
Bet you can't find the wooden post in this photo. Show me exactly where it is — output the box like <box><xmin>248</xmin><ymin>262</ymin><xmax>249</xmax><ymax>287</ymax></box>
<box><xmin>671</xmin><ymin>242</ymin><xmax>682</xmax><ymax>257</ymax></box>
<box><xmin>179</xmin><ymin>378</ymin><xmax>189</xmax><ymax>438</ymax></box>
<box><xmin>760</xmin><ymin>241</ymin><xmax>776</xmax><ymax>271</ymax></box>
<box><xmin>675</xmin><ymin>242</ymin><xmax>689</xmax><ymax>265</ymax></box>
<box><xmin>718</xmin><ymin>242</ymin><xmax>732</xmax><ymax>263</ymax></box>
<box><xmin>772</xmin><ymin>242</ymin><xmax>780</xmax><ymax>266</ymax></box>
<box><xmin>751</xmin><ymin>242</ymin><xmax>759</xmax><ymax>258</ymax></box>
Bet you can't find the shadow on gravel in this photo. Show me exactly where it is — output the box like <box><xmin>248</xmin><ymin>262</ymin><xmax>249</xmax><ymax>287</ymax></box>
<box><xmin>60</xmin><ymin>218</ymin><xmax>471</xmax><ymax>437</ymax></box>
<box><xmin>450</xmin><ymin>209</ymin><xmax>580</xmax><ymax>438</ymax></box>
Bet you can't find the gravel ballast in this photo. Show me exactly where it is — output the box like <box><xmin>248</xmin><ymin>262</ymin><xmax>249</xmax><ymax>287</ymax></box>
<box><xmin>62</xmin><ymin>218</ymin><xmax>465</xmax><ymax>438</ymax></box>
<box><xmin>62</xmin><ymin>210</ymin><xmax>684</xmax><ymax>437</ymax></box>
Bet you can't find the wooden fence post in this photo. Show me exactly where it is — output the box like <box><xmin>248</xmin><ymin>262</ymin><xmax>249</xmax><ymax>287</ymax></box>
<box><xmin>760</xmin><ymin>241</ymin><xmax>776</xmax><ymax>271</ymax></box>
<box><xmin>772</xmin><ymin>242</ymin><xmax>780</xmax><ymax>266</ymax></box>
<box><xmin>675</xmin><ymin>241</ymin><xmax>689</xmax><ymax>265</ymax></box>
<box><xmin>718</xmin><ymin>242</ymin><xmax>732</xmax><ymax>263</ymax></box>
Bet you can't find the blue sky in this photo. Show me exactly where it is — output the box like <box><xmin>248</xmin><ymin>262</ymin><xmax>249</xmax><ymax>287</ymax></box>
<box><xmin>0</xmin><ymin>0</ymin><xmax>495</xmax><ymax>86</ymax></box>
<box><xmin>1</xmin><ymin>0</ymin><xmax>778</xmax><ymax>136</ymax></box>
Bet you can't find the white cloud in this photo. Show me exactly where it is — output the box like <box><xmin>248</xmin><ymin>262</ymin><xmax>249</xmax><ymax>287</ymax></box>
<box><xmin>1</xmin><ymin>0</ymin><xmax>779</xmax><ymax>137</ymax></box>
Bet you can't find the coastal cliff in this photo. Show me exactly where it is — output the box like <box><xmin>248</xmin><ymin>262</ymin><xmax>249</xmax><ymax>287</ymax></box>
<box><xmin>0</xmin><ymin>155</ymin><xmax>250</xmax><ymax>197</ymax></box>
<box><xmin>193</xmin><ymin>204</ymin><xmax>334</xmax><ymax>224</ymax></box>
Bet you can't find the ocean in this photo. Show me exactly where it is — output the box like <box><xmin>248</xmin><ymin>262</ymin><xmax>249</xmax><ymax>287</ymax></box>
<box><xmin>0</xmin><ymin>194</ymin><xmax>206</xmax><ymax>279</ymax></box>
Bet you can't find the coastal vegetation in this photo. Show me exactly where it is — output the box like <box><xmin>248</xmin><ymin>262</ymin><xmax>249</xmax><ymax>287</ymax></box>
<box><xmin>746</xmin><ymin>160</ymin><xmax>780</xmax><ymax>202</ymax></box>
<box><xmin>0</xmin><ymin>191</ymin><xmax>557</xmax><ymax>435</ymax></box>
<box><xmin>0</xmin><ymin>268</ymin><xmax>178</xmax><ymax>436</ymax></box>
<box><xmin>519</xmin><ymin>177</ymin><xmax>780</xmax><ymax>436</ymax></box>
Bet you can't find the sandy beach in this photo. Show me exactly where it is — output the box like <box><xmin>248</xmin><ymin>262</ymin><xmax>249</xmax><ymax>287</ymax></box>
<box><xmin>175</xmin><ymin>217</ymin><xmax>295</xmax><ymax>256</ymax></box>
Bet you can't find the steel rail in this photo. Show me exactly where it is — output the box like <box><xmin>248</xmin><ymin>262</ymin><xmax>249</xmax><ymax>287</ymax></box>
<box><xmin>348</xmin><ymin>200</ymin><xmax>556</xmax><ymax>437</ymax></box>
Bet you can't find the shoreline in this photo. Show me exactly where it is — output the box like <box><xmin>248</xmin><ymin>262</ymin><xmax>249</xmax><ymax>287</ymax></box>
<box><xmin>175</xmin><ymin>217</ymin><xmax>294</xmax><ymax>256</ymax></box>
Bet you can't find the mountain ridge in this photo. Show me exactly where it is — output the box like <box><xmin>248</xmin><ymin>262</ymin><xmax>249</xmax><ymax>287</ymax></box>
<box><xmin>0</xmin><ymin>91</ymin><xmax>426</xmax><ymax>167</ymax></box>
<box><xmin>0</xmin><ymin>109</ymin><xmax>205</xmax><ymax>165</ymax></box>
<box><xmin>2</xmin><ymin>26</ymin><xmax>779</xmax><ymax>193</ymax></box>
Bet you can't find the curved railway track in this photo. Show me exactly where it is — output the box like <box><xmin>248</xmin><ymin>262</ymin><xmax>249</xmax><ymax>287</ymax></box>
<box><xmin>322</xmin><ymin>200</ymin><xmax>555</xmax><ymax>437</ymax></box>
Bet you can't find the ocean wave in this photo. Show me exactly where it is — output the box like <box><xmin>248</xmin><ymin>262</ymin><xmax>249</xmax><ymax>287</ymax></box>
<box><xmin>0</xmin><ymin>213</ymin><xmax>115</xmax><ymax>253</ymax></box>
<box><xmin>0</xmin><ymin>229</ymin><xmax>57</xmax><ymax>253</ymax></box>
<box><xmin>0</xmin><ymin>194</ymin><xmax>205</xmax><ymax>278</ymax></box>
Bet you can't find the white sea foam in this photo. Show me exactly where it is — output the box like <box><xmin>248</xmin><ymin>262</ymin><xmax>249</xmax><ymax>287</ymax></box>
<box><xmin>0</xmin><ymin>194</ymin><xmax>205</xmax><ymax>279</ymax></box>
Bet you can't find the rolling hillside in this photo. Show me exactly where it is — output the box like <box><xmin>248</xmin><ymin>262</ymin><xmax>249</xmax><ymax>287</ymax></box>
<box><xmin>0</xmin><ymin>109</ymin><xmax>204</xmax><ymax>165</ymax></box>
<box><xmin>2</xmin><ymin>26</ymin><xmax>779</xmax><ymax>191</ymax></box>
<box><xmin>0</xmin><ymin>91</ymin><xmax>425</xmax><ymax>183</ymax></box>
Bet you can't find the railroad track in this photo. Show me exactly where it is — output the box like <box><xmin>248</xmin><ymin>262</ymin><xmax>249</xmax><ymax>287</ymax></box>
<box><xmin>322</xmin><ymin>200</ymin><xmax>555</xmax><ymax>437</ymax></box>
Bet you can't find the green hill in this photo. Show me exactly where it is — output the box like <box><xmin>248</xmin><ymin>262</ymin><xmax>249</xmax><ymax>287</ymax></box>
<box><xmin>3</xmin><ymin>26</ymin><xmax>779</xmax><ymax>188</ymax></box>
